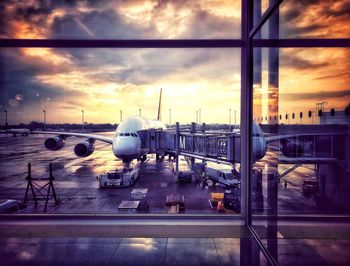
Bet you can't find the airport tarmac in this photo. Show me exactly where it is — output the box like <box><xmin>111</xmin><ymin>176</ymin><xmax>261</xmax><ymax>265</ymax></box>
<box><xmin>0</xmin><ymin>133</ymin><xmax>219</xmax><ymax>214</ymax></box>
<box><xmin>0</xmin><ymin>133</ymin><xmax>328</xmax><ymax>215</ymax></box>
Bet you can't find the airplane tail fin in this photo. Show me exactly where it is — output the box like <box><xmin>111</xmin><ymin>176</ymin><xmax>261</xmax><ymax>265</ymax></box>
<box><xmin>157</xmin><ymin>88</ymin><xmax>162</xmax><ymax>121</ymax></box>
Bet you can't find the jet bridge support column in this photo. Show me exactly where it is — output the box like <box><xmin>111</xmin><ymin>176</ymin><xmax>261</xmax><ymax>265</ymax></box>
<box><xmin>175</xmin><ymin>122</ymin><xmax>180</xmax><ymax>173</ymax></box>
<box><xmin>190</xmin><ymin>122</ymin><xmax>196</xmax><ymax>171</ymax></box>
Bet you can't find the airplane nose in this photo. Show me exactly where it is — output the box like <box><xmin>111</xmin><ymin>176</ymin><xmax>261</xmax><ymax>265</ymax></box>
<box><xmin>114</xmin><ymin>138</ymin><xmax>138</xmax><ymax>156</ymax></box>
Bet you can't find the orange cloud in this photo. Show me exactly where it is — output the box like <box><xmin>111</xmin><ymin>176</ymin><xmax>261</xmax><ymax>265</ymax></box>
<box><xmin>12</xmin><ymin>21</ymin><xmax>46</xmax><ymax>39</ymax></box>
<box><xmin>281</xmin><ymin>0</ymin><xmax>350</xmax><ymax>38</ymax></box>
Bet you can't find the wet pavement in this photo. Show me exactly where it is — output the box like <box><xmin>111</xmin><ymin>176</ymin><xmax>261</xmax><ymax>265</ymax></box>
<box><xmin>0</xmin><ymin>133</ymin><xmax>336</xmax><ymax>215</ymax></box>
<box><xmin>0</xmin><ymin>134</ymin><xmax>221</xmax><ymax>214</ymax></box>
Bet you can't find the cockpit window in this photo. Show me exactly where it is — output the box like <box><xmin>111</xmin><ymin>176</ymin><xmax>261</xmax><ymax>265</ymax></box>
<box><xmin>116</xmin><ymin>132</ymin><xmax>137</xmax><ymax>137</ymax></box>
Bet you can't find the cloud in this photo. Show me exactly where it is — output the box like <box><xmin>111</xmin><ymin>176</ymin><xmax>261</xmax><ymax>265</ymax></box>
<box><xmin>280</xmin><ymin>54</ymin><xmax>329</xmax><ymax>70</ymax></box>
<box><xmin>280</xmin><ymin>0</ymin><xmax>350</xmax><ymax>38</ymax></box>
<box><xmin>281</xmin><ymin>89</ymin><xmax>350</xmax><ymax>101</ymax></box>
<box><xmin>1</xmin><ymin>0</ymin><xmax>242</xmax><ymax>39</ymax></box>
<box><xmin>183</xmin><ymin>9</ymin><xmax>240</xmax><ymax>39</ymax></box>
<box><xmin>282</xmin><ymin>24</ymin><xmax>326</xmax><ymax>38</ymax></box>
<box><xmin>314</xmin><ymin>72</ymin><xmax>350</xmax><ymax>80</ymax></box>
<box><xmin>0</xmin><ymin>48</ymin><xmax>84</xmax><ymax>111</ymax></box>
<box><xmin>51</xmin><ymin>9</ymin><xmax>153</xmax><ymax>39</ymax></box>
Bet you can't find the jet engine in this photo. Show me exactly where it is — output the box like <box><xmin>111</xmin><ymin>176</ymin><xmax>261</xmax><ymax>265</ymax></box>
<box><xmin>44</xmin><ymin>136</ymin><xmax>65</xmax><ymax>151</ymax></box>
<box><xmin>74</xmin><ymin>140</ymin><xmax>95</xmax><ymax>157</ymax></box>
<box><xmin>280</xmin><ymin>139</ymin><xmax>303</xmax><ymax>158</ymax></box>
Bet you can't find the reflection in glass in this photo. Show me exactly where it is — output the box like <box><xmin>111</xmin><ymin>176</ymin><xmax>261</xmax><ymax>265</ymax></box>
<box><xmin>254</xmin><ymin>0</ymin><xmax>350</xmax><ymax>39</ymax></box>
<box><xmin>252</xmin><ymin>47</ymin><xmax>350</xmax><ymax>263</ymax></box>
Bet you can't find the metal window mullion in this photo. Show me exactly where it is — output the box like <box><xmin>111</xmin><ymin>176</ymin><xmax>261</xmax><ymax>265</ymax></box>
<box><xmin>0</xmin><ymin>39</ymin><xmax>244</xmax><ymax>48</ymax></box>
<box><xmin>242</xmin><ymin>1</ymin><xmax>278</xmax><ymax>265</ymax></box>
<box><xmin>241</xmin><ymin>0</ymin><xmax>253</xmax><ymax>227</ymax></box>
<box><xmin>253</xmin><ymin>38</ymin><xmax>350</xmax><ymax>47</ymax></box>
<box><xmin>249</xmin><ymin>0</ymin><xmax>283</xmax><ymax>39</ymax></box>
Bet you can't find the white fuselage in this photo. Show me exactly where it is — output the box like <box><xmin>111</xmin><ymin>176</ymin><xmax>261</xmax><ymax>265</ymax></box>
<box><xmin>112</xmin><ymin>116</ymin><xmax>166</xmax><ymax>162</ymax></box>
<box><xmin>252</xmin><ymin>121</ymin><xmax>267</xmax><ymax>161</ymax></box>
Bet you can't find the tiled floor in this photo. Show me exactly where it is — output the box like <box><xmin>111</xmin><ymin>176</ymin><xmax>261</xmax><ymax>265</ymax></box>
<box><xmin>279</xmin><ymin>239</ymin><xmax>350</xmax><ymax>266</ymax></box>
<box><xmin>1</xmin><ymin>237</ymin><xmax>350</xmax><ymax>265</ymax></box>
<box><xmin>0</xmin><ymin>237</ymin><xmax>259</xmax><ymax>266</ymax></box>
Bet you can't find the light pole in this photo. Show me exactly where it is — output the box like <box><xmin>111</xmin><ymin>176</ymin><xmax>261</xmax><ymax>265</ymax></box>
<box><xmin>81</xmin><ymin>109</ymin><xmax>84</xmax><ymax>132</ymax></box>
<box><xmin>169</xmin><ymin>108</ymin><xmax>171</xmax><ymax>125</ymax></box>
<box><xmin>316</xmin><ymin>101</ymin><xmax>328</xmax><ymax>124</ymax></box>
<box><xmin>229</xmin><ymin>108</ymin><xmax>232</xmax><ymax>131</ymax></box>
<box><xmin>234</xmin><ymin>110</ymin><xmax>237</xmax><ymax>128</ymax></box>
<box><xmin>43</xmin><ymin>109</ymin><xmax>46</xmax><ymax>130</ymax></box>
<box><xmin>139</xmin><ymin>108</ymin><xmax>141</xmax><ymax>116</ymax></box>
<box><xmin>4</xmin><ymin>109</ymin><xmax>8</xmax><ymax>128</ymax></box>
<box><xmin>308</xmin><ymin>110</ymin><xmax>314</xmax><ymax>124</ymax></box>
<box><xmin>199</xmin><ymin>108</ymin><xmax>201</xmax><ymax>125</ymax></box>
<box><xmin>120</xmin><ymin>110</ymin><xmax>122</xmax><ymax>123</ymax></box>
<box><xmin>196</xmin><ymin>110</ymin><xmax>198</xmax><ymax>124</ymax></box>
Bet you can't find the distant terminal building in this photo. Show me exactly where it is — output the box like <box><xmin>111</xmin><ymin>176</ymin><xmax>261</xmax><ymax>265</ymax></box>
<box><xmin>320</xmin><ymin>104</ymin><xmax>350</xmax><ymax>125</ymax></box>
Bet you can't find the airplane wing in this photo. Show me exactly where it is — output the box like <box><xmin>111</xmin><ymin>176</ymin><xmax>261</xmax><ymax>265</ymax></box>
<box><xmin>33</xmin><ymin>131</ymin><xmax>113</xmax><ymax>144</ymax></box>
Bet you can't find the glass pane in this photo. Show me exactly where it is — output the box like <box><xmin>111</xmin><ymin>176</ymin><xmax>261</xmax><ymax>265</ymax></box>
<box><xmin>280</xmin><ymin>0</ymin><xmax>350</xmax><ymax>38</ymax></box>
<box><xmin>254</xmin><ymin>0</ymin><xmax>350</xmax><ymax>39</ymax></box>
<box><xmin>0</xmin><ymin>1</ymin><xmax>241</xmax><ymax>39</ymax></box>
<box><xmin>252</xmin><ymin>47</ymin><xmax>350</xmax><ymax>263</ymax></box>
<box><xmin>0</xmin><ymin>47</ymin><xmax>241</xmax><ymax>215</ymax></box>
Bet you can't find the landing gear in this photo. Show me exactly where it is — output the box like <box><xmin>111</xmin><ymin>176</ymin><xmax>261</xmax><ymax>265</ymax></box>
<box><xmin>122</xmin><ymin>160</ymin><xmax>131</xmax><ymax>170</ymax></box>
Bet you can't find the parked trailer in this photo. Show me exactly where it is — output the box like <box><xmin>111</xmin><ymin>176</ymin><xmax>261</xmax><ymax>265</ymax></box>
<box><xmin>97</xmin><ymin>168</ymin><xmax>139</xmax><ymax>188</ymax></box>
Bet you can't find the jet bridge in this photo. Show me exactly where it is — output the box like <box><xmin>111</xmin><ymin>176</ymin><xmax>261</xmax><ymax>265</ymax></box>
<box><xmin>138</xmin><ymin>123</ymin><xmax>241</xmax><ymax>167</ymax></box>
<box><xmin>137</xmin><ymin>123</ymin><xmax>349</xmax><ymax>211</ymax></box>
<box><xmin>137</xmin><ymin>122</ymin><xmax>348</xmax><ymax>171</ymax></box>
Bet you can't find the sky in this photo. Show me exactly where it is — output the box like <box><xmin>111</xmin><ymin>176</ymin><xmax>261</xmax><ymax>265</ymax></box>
<box><xmin>0</xmin><ymin>0</ymin><xmax>349</xmax><ymax>125</ymax></box>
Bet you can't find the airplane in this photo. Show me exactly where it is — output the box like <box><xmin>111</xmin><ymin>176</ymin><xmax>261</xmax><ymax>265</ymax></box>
<box><xmin>0</xmin><ymin>128</ymin><xmax>31</xmax><ymax>136</ymax></box>
<box><xmin>35</xmin><ymin>88</ymin><xmax>167</xmax><ymax>167</ymax></box>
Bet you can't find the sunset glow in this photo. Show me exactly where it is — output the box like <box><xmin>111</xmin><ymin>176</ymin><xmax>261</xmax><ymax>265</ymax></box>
<box><xmin>0</xmin><ymin>0</ymin><xmax>349</xmax><ymax>125</ymax></box>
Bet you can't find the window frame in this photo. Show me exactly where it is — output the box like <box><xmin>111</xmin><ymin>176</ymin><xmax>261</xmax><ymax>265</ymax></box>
<box><xmin>1</xmin><ymin>1</ymin><xmax>350</xmax><ymax>265</ymax></box>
